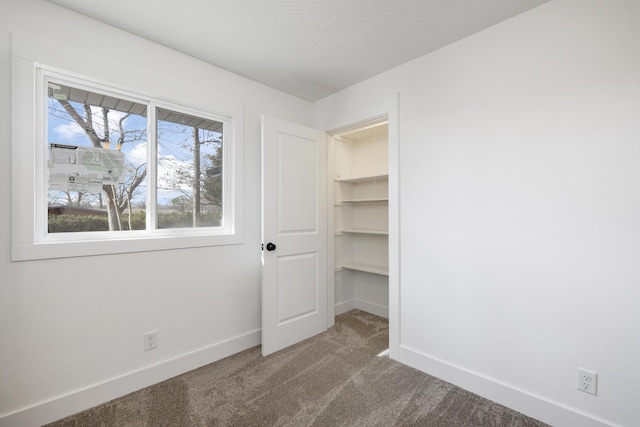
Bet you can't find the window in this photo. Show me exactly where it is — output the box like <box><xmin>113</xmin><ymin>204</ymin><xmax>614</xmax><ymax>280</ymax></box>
<box><xmin>45</xmin><ymin>76</ymin><xmax>229</xmax><ymax>235</ymax></box>
<box><xmin>11</xmin><ymin>50</ymin><xmax>243</xmax><ymax>260</ymax></box>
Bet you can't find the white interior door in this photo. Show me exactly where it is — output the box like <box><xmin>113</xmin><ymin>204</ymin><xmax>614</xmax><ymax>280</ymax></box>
<box><xmin>261</xmin><ymin>115</ymin><xmax>327</xmax><ymax>356</ymax></box>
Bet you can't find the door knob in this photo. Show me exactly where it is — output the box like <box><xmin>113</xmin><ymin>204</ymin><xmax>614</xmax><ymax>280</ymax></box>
<box><xmin>266</xmin><ymin>242</ymin><xmax>276</xmax><ymax>251</ymax></box>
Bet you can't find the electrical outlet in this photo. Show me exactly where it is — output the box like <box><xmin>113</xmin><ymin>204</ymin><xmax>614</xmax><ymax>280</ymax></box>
<box><xmin>577</xmin><ymin>368</ymin><xmax>597</xmax><ymax>395</ymax></box>
<box><xmin>144</xmin><ymin>331</ymin><xmax>157</xmax><ymax>351</ymax></box>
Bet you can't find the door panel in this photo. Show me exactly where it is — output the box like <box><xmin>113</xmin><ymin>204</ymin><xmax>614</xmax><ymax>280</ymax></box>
<box><xmin>261</xmin><ymin>115</ymin><xmax>327</xmax><ymax>356</ymax></box>
<box><xmin>277</xmin><ymin>253</ymin><xmax>318</xmax><ymax>323</ymax></box>
<box><xmin>278</xmin><ymin>135</ymin><xmax>318</xmax><ymax>233</ymax></box>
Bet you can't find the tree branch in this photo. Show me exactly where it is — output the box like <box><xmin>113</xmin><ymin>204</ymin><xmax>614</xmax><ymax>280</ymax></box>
<box><xmin>116</xmin><ymin>113</ymin><xmax>131</xmax><ymax>150</ymax></box>
<box><xmin>118</xmin><ymin>168</ymin><xmax>147</xmax><ymax>210</ymax></box>
<box><xmin>102</xmin><ymin>107</ymin><xmax>110</xmax><ymax>148</ymax></box>
<box><xmin>57</xmin><ymin>99</ymin><xmax>103</xmax><ymax>147</ymax></box>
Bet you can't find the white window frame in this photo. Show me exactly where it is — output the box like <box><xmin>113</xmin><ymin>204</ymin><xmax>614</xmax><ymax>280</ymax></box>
<box><xmin>11</xmin><ymin>36</ymin><xmax>244</xmax><ymax>261</ymax></box>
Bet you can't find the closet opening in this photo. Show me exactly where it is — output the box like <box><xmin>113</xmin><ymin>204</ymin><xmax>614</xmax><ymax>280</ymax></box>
<box><xmin>329</xmin><ymin>119</ymin><xmax>390</xmax><ymax>343</ymax></box>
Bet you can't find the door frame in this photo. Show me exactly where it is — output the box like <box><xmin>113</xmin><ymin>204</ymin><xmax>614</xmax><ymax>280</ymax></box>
<box><xmin>324</xmin><ymin>93</ymin><xmax>400</xmax><ymax>360</ymax></box>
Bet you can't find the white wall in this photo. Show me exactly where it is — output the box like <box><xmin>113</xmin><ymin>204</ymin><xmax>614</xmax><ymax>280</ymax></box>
<box><xmin>315</xmin><ymin>1</ymin><xmax>640</xmax><ymax>426</ymax></box>
<box><xmin>0</xmin><ymin>0</ymin><xmax>313</xmax><ymax>425</ymax></box>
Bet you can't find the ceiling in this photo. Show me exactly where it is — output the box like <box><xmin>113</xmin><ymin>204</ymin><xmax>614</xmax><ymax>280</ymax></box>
<box><xmin>48</xmin><ymin>0</ymin><xmax>549</xmax><ymax>102</ymax></box>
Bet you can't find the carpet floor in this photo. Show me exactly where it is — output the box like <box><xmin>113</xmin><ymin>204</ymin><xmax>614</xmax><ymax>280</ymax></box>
<box><xmin>45</xmin><ymin>310</ymin><xmax>549</xmax><ymax>427</ymax></box>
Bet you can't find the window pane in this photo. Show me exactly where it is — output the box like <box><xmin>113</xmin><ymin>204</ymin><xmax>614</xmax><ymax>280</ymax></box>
<box><xmin>156</xmin><ymin>107</ymin><xmax>223</xmax><ymax>229</ymax></box>
<box><xmin>47</xmin><ymin>81</ymin><xmax>148</xmax><ymax>233</ymax></box>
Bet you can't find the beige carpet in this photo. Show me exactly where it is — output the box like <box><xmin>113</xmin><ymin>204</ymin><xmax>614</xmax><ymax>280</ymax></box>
<box><xmin>45</xmin><ymin>310</ymin><xmax>549</xmax><ymax>427</ymax></box>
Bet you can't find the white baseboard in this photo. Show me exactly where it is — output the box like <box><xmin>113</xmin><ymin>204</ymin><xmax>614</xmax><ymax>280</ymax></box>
<box><xmin>335</xmin><ymin>299</ymin><xmax>389</xmax><ymax>319</ymax></box>
<box><xmin>398</xmin><ymin>345</ymin><xmax>620</xmax><ymax>427</ymax></box>
<box><xmin>0</xmin><ymin>330</ymin><xmax>261</xmax><ymax>427</ymax></box>
<box><xmin>334</xmin><ymin>299</ymin><xmax>356</xmax><ymax>315</ymax></box>
<box><xmin>354</xmin><ymin>299</ymin><xmax>388</xmax><ymax>319</ymax></box>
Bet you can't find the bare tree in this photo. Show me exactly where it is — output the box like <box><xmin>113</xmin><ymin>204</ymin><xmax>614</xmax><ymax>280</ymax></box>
<box><xmin>192</xmin><ymin>127</ymin><xmax>201</xmax><ymax>227</ymax></box>
<box><xmin>157</xmin><ymin>123</ymin><xmax>222</xmax><ymax>227</ymax></box>
<box><xmin>55</xmin><ymin>99</ymin><xmax>147</xmax><ymax>231</ymax></box>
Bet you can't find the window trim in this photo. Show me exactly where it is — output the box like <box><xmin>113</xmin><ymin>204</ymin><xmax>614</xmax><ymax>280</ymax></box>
<box><xmin>11</xmin><ymin>42</ymin><xmax>244</xmax><ymax>261</ymax></box>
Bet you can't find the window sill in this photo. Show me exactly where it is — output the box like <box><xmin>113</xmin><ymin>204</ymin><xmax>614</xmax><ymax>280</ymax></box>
<box><xmin>12</xmin><ymin>232</ymin><xmax>244</xmax><ymax>261</ymax></box>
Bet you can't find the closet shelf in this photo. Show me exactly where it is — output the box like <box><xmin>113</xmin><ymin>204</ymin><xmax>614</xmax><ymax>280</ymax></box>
<box><xmin>336</xmin><ymin>197</ymin><xmax>388</xmax><ymax>204</ymax></box>
<box><xmin>340</xmin><ymin>262</ymin><xmax>389</xmax><ymax>276</ymax></box>
<box><xmin>340</xmin><ymin>228</ymin><xmax>388</xmax><ymax>235</ymax></box>
<box><xmin>335</xmin><ymin>173</ymin><xmax>388</xmax><ymax>183</ymax></box>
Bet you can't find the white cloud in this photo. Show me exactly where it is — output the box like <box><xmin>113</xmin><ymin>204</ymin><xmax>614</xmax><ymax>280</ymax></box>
<box><xmin>52</xmin><ymin>121</ymin><xmax>86</xmax><ymax>140</ymax></box>
<box><xmin>126</xmin><ymin>141</ymin><xmax>148</xmax><ymax>165</ymax></box>
<box><xmin>157</xmin><ymin>153</ymin><xmax>192</xmax><ymax>191</ymax></box>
